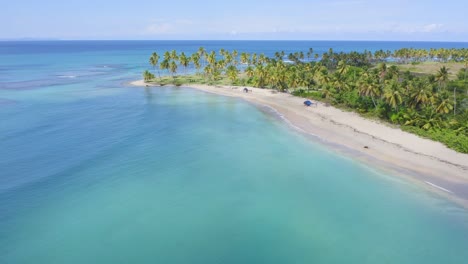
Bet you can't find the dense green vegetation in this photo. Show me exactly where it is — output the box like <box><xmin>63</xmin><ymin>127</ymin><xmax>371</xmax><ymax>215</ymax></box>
<box><xmin>143</xmin><ymin>47</ymin><xmax>468</xmax><ymax>153</ymax></box>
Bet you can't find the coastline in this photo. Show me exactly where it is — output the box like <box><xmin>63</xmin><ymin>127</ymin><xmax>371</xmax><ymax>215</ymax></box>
<box><xmin>131</xmin><ymin>80</ymin><xmax>468</xmax><ymax>206</ymax></box>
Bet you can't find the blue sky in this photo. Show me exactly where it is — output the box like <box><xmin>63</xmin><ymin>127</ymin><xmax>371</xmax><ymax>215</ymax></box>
<box><xmin>2</xmin><ymin>0</ymin><xmax>468</xmax><ymax>41</ymax></box>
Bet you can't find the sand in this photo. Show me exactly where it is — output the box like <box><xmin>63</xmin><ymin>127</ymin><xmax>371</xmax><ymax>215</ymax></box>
<box><xmin>131</xmin><ymin>80</ymin><xmax>468</xmax><ymax>206</ymax></box>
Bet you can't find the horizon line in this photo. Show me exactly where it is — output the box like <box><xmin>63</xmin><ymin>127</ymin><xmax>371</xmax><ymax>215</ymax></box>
<box><xmin>1</xmin><ymin>39</ymin><xmax>468</xmax><ymax>43</ymax></box>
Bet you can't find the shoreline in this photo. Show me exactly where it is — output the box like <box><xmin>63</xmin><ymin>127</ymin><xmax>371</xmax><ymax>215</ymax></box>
<box><xmin>131</xmin><ymin>80</ymin><xmax>468</xmax><ymax>207</ymax></box>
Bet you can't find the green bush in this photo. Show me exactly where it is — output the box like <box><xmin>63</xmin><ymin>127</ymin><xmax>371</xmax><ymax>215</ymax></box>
<box><xmin>335</xmin><ymin>90</ymin><xmax>360</xmax><ymax>108</ymax></box>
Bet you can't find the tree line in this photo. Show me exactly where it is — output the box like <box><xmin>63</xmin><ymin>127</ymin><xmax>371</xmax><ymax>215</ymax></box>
<box><xmin>143</xmin><ymin>47</ymin><xmax>468</xmax><ymax>153</ymax></box>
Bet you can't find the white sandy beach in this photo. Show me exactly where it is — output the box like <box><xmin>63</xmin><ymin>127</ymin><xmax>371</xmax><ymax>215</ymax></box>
<box><xmin>132</xmin><ymin>80</ymin><xmax>468</xmax><ymax>205</ymax></box>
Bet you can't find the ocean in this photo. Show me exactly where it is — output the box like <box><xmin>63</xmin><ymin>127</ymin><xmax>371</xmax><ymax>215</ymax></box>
<box><xmin>1</xmin><ymin>40</ymin><xmax>468</xmax><ymax>263</ymax></box>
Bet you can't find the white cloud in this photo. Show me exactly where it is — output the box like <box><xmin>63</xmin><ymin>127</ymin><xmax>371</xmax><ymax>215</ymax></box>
<box><xmin>144</xmin><ymin>19</ymin><xmax>195</xmax><ymax>35</ymax></box>
<box><xmin>138</xmin><ymin>15</ymin><xmax>465</xmax><ymax>41</ymax></box>
<box><xmin>384</xmin><ymin>23</ymin><xmax>445</xmax><ymax>34</ymax></box>
<box><xmin>422</xmin><ymin>23</ymin><xmax>444</xmax><ymax>33</ymax></box>
<box><xmin>145</xmin><ymin>23</ymin><xmax>172</xmax><ymax>34</ymax></box>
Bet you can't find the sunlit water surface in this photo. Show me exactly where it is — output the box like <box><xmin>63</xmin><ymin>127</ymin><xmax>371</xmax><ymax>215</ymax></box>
<box><xmin>1</xmin><ymin>41</ymin><xmax>468</xmax><ymax>264</ymax></box>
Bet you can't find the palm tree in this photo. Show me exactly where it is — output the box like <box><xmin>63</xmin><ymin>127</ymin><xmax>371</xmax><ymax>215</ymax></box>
<box><xmin>321</xmin><ymin>85</ymin><xmax>334</xmax><ymax>99</ymax></box>
<box><xmin>405</xmin><ymin>110</ymin><xmax>443</xmax><ymax>130</ymax></box>
<box><xmin>169</xmin><ymin>61</ymin><xmax>178</xmax><ymax>78</ymax></box>
<box><xmin>251</xmin><ymin>53</ymin><xmax>258</xmax><ymax>65</ymax></box>
<box><xmin>307</xmin><ymin>48</ymin><xmax>314</xmax><ymax>61</ymax></box>
<box><xmin>149</xmin><ymin>52</ymin><xmax>160</xmax><ymax>79</ymax></box>
<box><xmin>358</xmin><ymin>76</ymin><xmax>380</xmax><ymax>109</ymax></box>
<box><xmin>245</xmin><ymin>66</ymin><xmax>254</xmax><ymax>79</ymax></box>
<box><xmin>197</xmin><ymin>47</ymin><xmax>206</xmax><ymax>68</ymax></box>
<box><xmin>387</xmin><ymin>65</ymin><xmax>400</xmax><ymax>80</ymax></box>
<box><xmin>299</xmin><ymin>51</ymin><xmax>305</xmax><ymax>61</ymax></box>
<box><xmin>202</xmin><ymin>51</ymin><xmax>216</xmax><ymax>80</ymax></box>
<box><xmin>258</xmin><ymin>54</ymin><xmax>267</xmax><ymax>65</ymax></box>
<box><xmin>274</xmin><ymin>52</ymin><xmax>282</xmax><ymax>60</ymax></box>
<box><xmin>170</xmin><ymin>50</ymin><xmax>179</xmax><ymax>61</ymax></box>
<box><xmin>270</xmin><ymin>63</ymin><xmax>288</xmax><ymax>91</ymax></box>
<box><xmin>203</xmin><ymin>65</ymin><xmax>213</xmax><ymax>81</ymax></box>
<box><xmin>315</xmin><ymin>67</ymin><xmax>331</xmax><ymax>88</ymax></box>
<box><xmin>332</xmin><ymin>74</ymin><xmax>350</xmax><ymax>92</ymax></box>
<box><xmin>219</xmin><ymin>48</ymin><xmax>225</xmax><ymax>57</ymax></box>
<box><xmin>232</xmin><ymin>50</ymin><xmax>239</xmax><ymax>66</ymax></box>
<box><xmin>435</xmin><ymin>66</ymin><xmax>449</xmax><ymax>91</ymax></box>
<box><xmin>191</xmin><ymin>53</ymin><xmax>201</xmax><ymax>74</ymax></box>
<box><xmin>163</xmin><ymin>51</ymin><xmax>171</xmax><ymax>61</ymax></box>
<box><xmin>464</xmin><ymin>59</ymin><xmax>468</xmax><ymax>83</ymax></box>
<box><xmin>216</xmin><ymin>59</ymin><xmax>226</xmax><ymax>77</ymax></box>
<box><xmin>455</xmin><ymin>60</ymin><xmax>467</xmax><ymax>115</ymax></box>
<box><xmin>253</xmin><ymin>65</ymin><xmax>267</xmax><ymax>88</ymax></box>
<box><xmin>223</xmin><ymin>52</ymin><xmax>233</xmax><ymax>66</ymax></box>
<box><xmin>178</xmin><ymin>52</ymin><xmax>190</xmax><ymax>75</ymax></box>
<box><xmin>143</xmin><ymin>70</ymin><xmax>154</xmax><ymax>82</ymax></box>
<box><xmin>226</xmin><ymin>65</ymin><xmax>239</xmax><ymax>85</ymax></box>
<box><xmin>436</xmin><ymin>97</ymin><xmax>454</xmax><ymax>114</ymax></box>
<box><xmin>336</xmin><ymin>60</ymin><xmax>350</xmax><ymax>76</ymax></box>
<box><xmin>212</xmin><ymin>64</ymin><xmax>221</xmax><ymax>81</ymax></box>
<box><xmin>377</xmin><ymin>62</ymin><xmax>387</xmax><ymax>83</ymax></box>
<box><xmin>240</xmin><ymin>52</ymin><xmax>250</xmax><ymax>65</ymax></box>
<box><xmin>383</xmin><ymin>80</ymin><xmax>403</xmax><ymax>110</ymax></box>
<box><xmin>160</xmin><ymin>59</ymin><xmax>170</xmax><ymax>76</ymax></box>
<box><xmin>299</xmin><ymin>70</ymin><xmax>315</xmax><ymax>92</ymax></box>
<box><xmin>410</xmin><ymin>87</ymin><xmax>431</xmax><ymax>109</ymax></box>
<box><xmin>206</xmin><ymin>51</ymin><xmax>216</xmax><ymax>66</ymax></box>
<box><xmin>287</xmin><ymin>67</ymin><xmax>300</xmax><ymax>90</ymax></box>
<box><xmin>453</xmin><ymin>85</ymin><xmax>458</xmax><ymax>116</ymax></box>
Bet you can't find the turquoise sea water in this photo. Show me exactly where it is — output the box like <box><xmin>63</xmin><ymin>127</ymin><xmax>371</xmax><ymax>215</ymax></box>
<box><xmin>1</xmin><ymin>41</ymin><xmax>468</xmax><ymax>263</ymax></box>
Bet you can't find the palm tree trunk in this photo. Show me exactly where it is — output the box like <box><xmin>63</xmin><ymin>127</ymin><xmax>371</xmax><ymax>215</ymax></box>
<box><xmin>464</xmin><ymin>66</ymin><xmax>467</xmax><ymax>83</ymax></box>
<box><xmin>464</xmin><ymin>66</ymin><xmax>467</xmax><ymax>95</ymax></box>
<box><xmin>371</xmin><ymin>96</ymin><xmax>377</xmax><ymax>109</ymax></box>
<box><xmin>454</xmin><ymin>87</ymin><xmax>457</xmax><ymax>116</ymax></box>
<box><xmin>156</xmin><ymin>67</ymin><xmax>161</xmax><ymax>81</ymax></box>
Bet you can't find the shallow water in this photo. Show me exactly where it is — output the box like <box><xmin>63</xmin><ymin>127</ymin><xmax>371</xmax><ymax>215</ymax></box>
<box><xmin>1</xmin><ymin>41</ymin><xmax>468</xmax><ymax>263</ymax></box>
